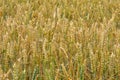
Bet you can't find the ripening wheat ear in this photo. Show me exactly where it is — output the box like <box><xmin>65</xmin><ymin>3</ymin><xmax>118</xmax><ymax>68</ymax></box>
<box><xmin>0</xmin><ymin>8</ymin><xmax>2</xmax><ymax>18</ymax></box>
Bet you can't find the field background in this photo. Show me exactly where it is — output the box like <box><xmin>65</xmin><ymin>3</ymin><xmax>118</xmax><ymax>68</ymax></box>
<box><xmin>0</xmin><ymin>0</ymin><xmax>120</xmax><ymax>80</ymax></box>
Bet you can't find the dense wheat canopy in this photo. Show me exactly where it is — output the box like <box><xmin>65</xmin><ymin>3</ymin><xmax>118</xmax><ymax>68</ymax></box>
<box><xmin>0</xmin><ymin>0</ymin><xmax>120</xmax><ymax>80</ymax></box>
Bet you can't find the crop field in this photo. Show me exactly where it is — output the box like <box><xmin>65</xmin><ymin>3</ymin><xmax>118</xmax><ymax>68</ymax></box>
<box><xmin>0</xmin><ymin>0</ymin><xmax>120</xmax><ymax>80</ymax></box>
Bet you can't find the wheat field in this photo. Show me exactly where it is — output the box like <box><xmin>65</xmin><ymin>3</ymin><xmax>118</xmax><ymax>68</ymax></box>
<box><xmin>0</xmin><ymin>0</ymin><xmax>120</xmax><ymax>80</ymax></box>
